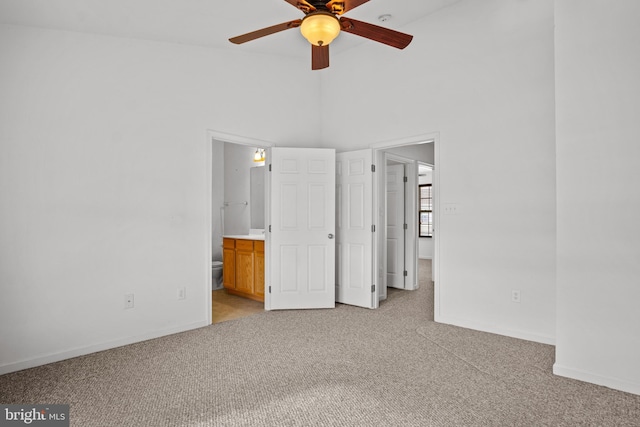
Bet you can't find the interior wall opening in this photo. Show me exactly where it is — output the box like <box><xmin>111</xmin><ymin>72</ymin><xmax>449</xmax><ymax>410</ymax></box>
<box><xmin>372</xmin><ymin>136</ymin><xmax>437</xmax><ymax>312</ymax></box>
<box><xmin>208</xmin><ymin>131</ymin><xmax>274</xmax><ymax>325</ymax></box>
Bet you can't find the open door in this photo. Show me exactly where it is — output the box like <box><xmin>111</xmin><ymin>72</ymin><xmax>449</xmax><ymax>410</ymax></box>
<box><xmin>335</xmin><ymin>149</ymin><xmax>377</xmax><ymax>309</ymax></box>
<box><xmin>386</xmin><ymin>163</ymin><xmax>406</xmax><ymax>289</ymax></box>
<box><xmin>266</xmin><ymin>147</ymin><xmax>336</xmax><ymax>310</ymax></box>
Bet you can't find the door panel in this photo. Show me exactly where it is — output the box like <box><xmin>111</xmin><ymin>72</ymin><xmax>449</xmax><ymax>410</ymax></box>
<box><xmin>387</xmin><ymin>164</ymin><xmax>405</xmax><ymax>289</ymax></box>
<box><xmin>268</xmin><ymin>148</ymin><xmax>336</xmax><ymax>310</ymax></box>
<box><xmin>387</xmin><ymin>238</ymin><xmax>398</xmax><ymax>275</ymax></box>
<box><xmin>308</xmin><ymin>245</ymin><xmax>327</xmax><ymax>291</ymax></box>
<box><xmin>336</xmin><ymin>149</ymin><xmax>376</xmax><ymax>308</ymax></box>
<box><xmin>254</xmin><ymin>241</ymin><xmax>265</xmax><ymax>299</ymax></box>
<box><xmin>235</xmin><ymin>247</ymin><xmax>255</xmax><ymax>294</ymax></box>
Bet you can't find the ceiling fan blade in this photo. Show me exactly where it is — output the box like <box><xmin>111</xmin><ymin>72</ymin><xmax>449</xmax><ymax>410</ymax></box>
<box><xmin>312</xmin><ymin>45</ymin><xmax>329</xmax><ymax>70</ymax></box>
<box><xmin>229</xmin><ymin>19</ymin><xmax>302</xmax><ymax>44</ymax></box>
<box><xmin>283</xmin><ymin>0</ymin><xmax>315</xmax><ymax>14</ymax></box>
<box><xmin>326</xmin><ymin>0</ymin><xmax>370</xmax><ymax>15</ymax></box>
<box><xmin>339</xmin><ymin>17</ymin><xmax>413</xmax><ymax>49</ymax></box>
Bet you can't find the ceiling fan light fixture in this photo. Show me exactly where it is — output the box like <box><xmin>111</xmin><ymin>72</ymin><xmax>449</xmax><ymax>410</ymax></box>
<box><xmin>300</xmin><ymin>12</ymin><xmax>340</xmax><ymax>46</ymax></box>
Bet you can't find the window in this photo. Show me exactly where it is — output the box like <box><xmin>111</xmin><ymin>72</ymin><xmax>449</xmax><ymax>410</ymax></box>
<box><xmin>419</xmin><ymin>184</ymin><xmax>432</xmax><ymax>238</ymax></box>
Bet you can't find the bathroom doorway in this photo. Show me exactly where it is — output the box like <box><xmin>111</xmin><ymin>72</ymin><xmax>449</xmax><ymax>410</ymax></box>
<box><xmin>208</xmin><ymin>130</ymin><xmax>273</xmax><ymax>324</ymax></box>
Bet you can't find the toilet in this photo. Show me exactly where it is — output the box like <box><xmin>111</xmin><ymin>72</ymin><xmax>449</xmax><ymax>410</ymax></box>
<box><xmin>212</xmin><ymin>261</ymin><xmax>223</xmax><ymax>290</ymax></box>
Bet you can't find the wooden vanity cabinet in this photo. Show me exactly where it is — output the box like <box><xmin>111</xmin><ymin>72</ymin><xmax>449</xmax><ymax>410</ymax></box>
<box><xmin>254</xmin><ymin>241</ymin><xmax>265</xmax><ymax>299</ymax></box>
<box><xmin>222</xmin><ymin>238</ymin><xmax>235</xmax><ymax>289</ymax></box>
<box><xmin>222</xmin><ymin>237</ymin><xmax>264</xmax><ymax>302</ymax></box>
<box><xmin>235</xmin><ymin>239</ymin><xmax>255</xmax><ymax>295</ymax></box>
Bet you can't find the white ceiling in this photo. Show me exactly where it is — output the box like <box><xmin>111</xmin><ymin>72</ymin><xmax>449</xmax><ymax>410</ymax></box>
<box><xmin>0</xmin><ymin>0</ymin><xmax>462</xmax><ymax>61</ymax></box>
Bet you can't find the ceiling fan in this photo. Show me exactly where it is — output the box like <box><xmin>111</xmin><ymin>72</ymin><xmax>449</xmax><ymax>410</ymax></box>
<box><xmin>229</xmin><ymin>0</ymin><xmax>413</xmax><ymax>70</ymax></box>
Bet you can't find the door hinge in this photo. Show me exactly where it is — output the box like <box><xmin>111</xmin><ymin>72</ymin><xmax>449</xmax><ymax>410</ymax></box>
<box><xmin>269</xmin><ymin>164</ymin><xmax>272</xmax><ymax>172</ymax></box>
<box><xmin>371</xmin><ymin>284</ymin><xmax>376</xmax><ymax>293</ymax></box>
<box><xmin>371</xmin><ymin>164</ymin><xmax>376</xmax><ymax>172</ymax></box>
<box><xmin>404</xmin><ymin>223</ymin><xmax>408</xmax><ymax>230</ymax></box>
<box><xmin>269</xmin><ymin>225</ymin><xmax>271</xmax><ymax>232</ymax></box>
<box><xmin>269</xmin><ymin>286</ymin><xmax>271</xmax><ymax>293</ymax></box>
<box><xmin>404</xmin><ymin>270</ymin><xmax>408</xmax><ymax>277</ymax></box>
<box><xmin>403</xmin><ymin>176</ymin><xmax>408</xmax><ymax>183</ymax></box>
<box><xmin>371</xmin><ymin>225</ymin><xmax>376</xmax><ymax>232</ymax></box>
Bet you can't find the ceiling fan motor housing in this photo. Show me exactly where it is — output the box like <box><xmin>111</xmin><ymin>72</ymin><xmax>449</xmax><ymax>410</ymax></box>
<box><xmin>296</xmin><ymin>0</ymin><xmax>347</xmax><ymax>15</ymax></box>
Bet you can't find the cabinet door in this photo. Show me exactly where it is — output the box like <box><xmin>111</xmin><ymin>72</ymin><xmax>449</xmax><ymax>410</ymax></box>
<box><xmin>254</xmin><ymin>240</ymin><xmax>265</xmax><ymax>299</ymax></box>
<box><xmin>235</xmin><ymin>240</ymin><xmax>255</xmax><ymax>294</ymax></box>
<box><xmin>223</xmin><ymin>239</ymin><xmax>236</xmax><ymax>289</ymax></box>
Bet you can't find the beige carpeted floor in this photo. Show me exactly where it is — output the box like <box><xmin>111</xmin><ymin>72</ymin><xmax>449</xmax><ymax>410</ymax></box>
<box><xmin>1</xmin><ymin>260</ymin><xmax>640</xmax><ymax>426</ymax></box>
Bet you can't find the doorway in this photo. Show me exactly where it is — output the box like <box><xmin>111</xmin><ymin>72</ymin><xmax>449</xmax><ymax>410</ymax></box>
<box><xmin>207</xmin><ymin>130</ymin><xmax>274</xmax><ymax>325</ymax></box>
<box><xmin>372</xmin><ymin>134</ymin><xmax>438</xmax><ymax>304</ymax></box>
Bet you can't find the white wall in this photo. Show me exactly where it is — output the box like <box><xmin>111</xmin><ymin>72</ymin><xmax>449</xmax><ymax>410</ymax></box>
<box><xmin>0</xmin><ymin>24</ymin><xmax>320</xmax><ymax>374</ymax></box>
<box><xmin>211</xmin><ymin>140</ymin><xmax>224</xmax><ymax>262</ymax></box>
<box><xmin>223</xmin><ymin>142</ymin><xmax>254</xmax><ymax>235</ymax></box>
<box><xmin>554</xmin><ymin>0</ymin><xmax>640</xmax><ymax>395</ymax></box>
<box><xmin>322</xmin><ymin>0</ymin><xmax>557</xmax><ymax>344</ymax></box>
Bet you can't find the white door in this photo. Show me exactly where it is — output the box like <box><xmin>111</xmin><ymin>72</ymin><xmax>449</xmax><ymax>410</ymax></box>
<box><xmin>267</xmin><ymin>147</ymin><xmax>336</xmax><ymax>310</ymax></box>
<box><xmin>386</xmin><ymin>164</ymin><xmax>405</xmax><ymax>289</ymax></box>
<box><xmin>336</xmin><ymin>149</ymin><xmax>376</xmax><ymax>309</ymax></box>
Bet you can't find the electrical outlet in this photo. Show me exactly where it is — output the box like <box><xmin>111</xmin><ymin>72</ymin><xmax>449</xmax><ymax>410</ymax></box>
<box><xmin>124</xmin><ymin>293</ymin><xmax>134</xmax><ymax>309</ymax></box>
<box><xmin>511</xmin><ymin>290</ymin><xmax>521</xmax><ymax>303</ymax></box>
<box><xmin>177</xmin><ymin>287</ymin><xmax>186</xmax><ymax>300</ymax></box>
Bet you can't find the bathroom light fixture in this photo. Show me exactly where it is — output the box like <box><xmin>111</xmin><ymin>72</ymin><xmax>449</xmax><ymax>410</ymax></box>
<box><xmin>300</xmin><ymin>11</ymin><xmax>340</xmax><ymax>46</ymax></box>
<box><xmin>253</xmin><ymin>148</ymin><xmax>265</xmax><ymax>163</ymax></box>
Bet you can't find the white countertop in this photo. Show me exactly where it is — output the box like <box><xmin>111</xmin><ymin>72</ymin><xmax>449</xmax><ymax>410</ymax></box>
<box><xmin>223</xmin><ymin>234</ymin><xmax>265</xmax><ymax>241</ymax></box>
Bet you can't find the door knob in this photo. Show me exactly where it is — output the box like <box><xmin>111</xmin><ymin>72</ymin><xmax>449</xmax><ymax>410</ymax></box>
<box><xmin>328</xmin><ymin>234</ymin><xmax>334</xmax><ymax>239</ymax></box>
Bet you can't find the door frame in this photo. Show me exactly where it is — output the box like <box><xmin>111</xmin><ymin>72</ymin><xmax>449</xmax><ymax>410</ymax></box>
<box><xmin>371</xmin><ymin>133</ymin><xmax>440</xmax><ymax>306</ymax></box>
<box><xmin>206</xmin><ymin>129</ymin><xmax>275</xmax><ymax>324</ymax></box>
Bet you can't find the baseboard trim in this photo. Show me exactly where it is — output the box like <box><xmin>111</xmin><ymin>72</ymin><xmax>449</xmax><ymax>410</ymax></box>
<box><xmin>434</xmin><ymin>314</ymin><xmax>555</xmax><ymax>345</ymax></box>
<box><xmin>553</xmin><ymin>364</ymin><xmax>640</xmax><ymax>396</ymax></box>
<box><xmin>0</xmin><ymin>320</ymin><xmax>209</xmax><ymax>376</ymax></box>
